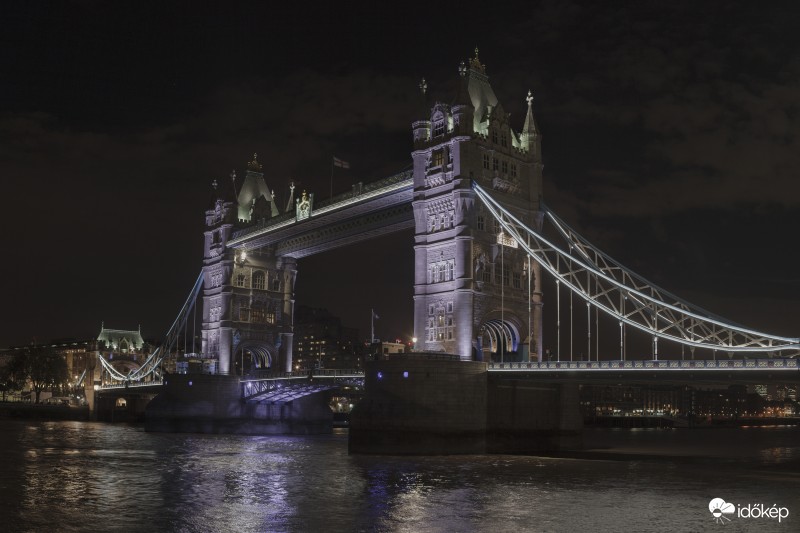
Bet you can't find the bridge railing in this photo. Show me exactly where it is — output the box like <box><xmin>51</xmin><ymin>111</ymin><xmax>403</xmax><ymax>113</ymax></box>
<box><xmin>488</xmin><ymin>359</ymin><xmax>799</xmax><ymax>371</ymax></box>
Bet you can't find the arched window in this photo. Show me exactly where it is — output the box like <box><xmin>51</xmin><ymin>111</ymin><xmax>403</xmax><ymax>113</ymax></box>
<box><xmin>447</xmin><ymin>261</ymin><xmax>454</xmax><ymax>281</ymax></box>
<box><xmin>252</xmin><ymin>271</ymin><xmax>266</xmax><ymax>290</ymax></box>
<box><xmin>236</xmin><ymin>273</ymin><xmax>246</xmax><ymax>287</ymax></box>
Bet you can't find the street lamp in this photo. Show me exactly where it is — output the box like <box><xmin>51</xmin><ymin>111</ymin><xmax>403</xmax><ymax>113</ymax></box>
<box><xmin>411</xmin><ymin>337</ymin><xmax>417</xmax><ymax>352</ymax></box>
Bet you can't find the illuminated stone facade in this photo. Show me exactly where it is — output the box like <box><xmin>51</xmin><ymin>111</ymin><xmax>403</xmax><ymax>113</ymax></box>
<box><xmin>412</xmin><ymin>51</ymin><xmax>544</xmax><ymax>361</ymax></box>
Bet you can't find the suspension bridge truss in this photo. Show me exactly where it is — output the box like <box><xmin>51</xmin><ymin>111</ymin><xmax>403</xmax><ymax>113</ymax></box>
<box><xmin>97</xmin><ymin>272</ymin><xmax>204</xmax><ymax>385</ymax></box>
<box><xmin>473</xmin><ymin>182</ymin><xmax>800</xmax><ymax>358</ymax></box>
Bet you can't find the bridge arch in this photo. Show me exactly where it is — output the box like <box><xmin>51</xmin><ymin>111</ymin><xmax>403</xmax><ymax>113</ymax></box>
<box><xmin>478</xmin><ymin>317</ymin><xmax>522</xmax><ymax>362</ymax></box>
<box><xmin>233</xmin><ymin>339</ymin><xmax>275</xmax><ymax>374</ymax></box>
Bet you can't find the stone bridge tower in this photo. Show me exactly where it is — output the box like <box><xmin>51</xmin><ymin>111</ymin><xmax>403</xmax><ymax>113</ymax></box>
<box><xmin>412</xmin><ymin>50</ymin><xmax>544</xmax><ymax>362</ymax></box>
<box><xmin>202</xmin><ymin>156</ymin><xmax>297</xmax><ymax>375</ymax></box>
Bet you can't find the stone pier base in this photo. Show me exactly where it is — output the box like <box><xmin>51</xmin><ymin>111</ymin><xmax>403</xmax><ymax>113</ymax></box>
<box><xmin>145</xmin><ymin>374</ymin><xmax>332</xmax><ymax>434</ymax></box>
<box><xmin>349</xmin><ymin>354</ymin><xmax>583</xmax><ymax>455</ymax></box>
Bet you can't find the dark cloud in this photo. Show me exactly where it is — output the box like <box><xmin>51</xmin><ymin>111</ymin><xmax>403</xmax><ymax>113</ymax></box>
<box><xmin>1</xmin><ymin>0</ymin><xmax>798</xmax><ymax>346</ymax></box>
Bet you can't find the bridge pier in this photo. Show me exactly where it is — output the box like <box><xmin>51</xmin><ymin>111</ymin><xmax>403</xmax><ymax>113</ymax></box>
<box><xmin>349</xmin><ymin>354</ymin><xmax>583</xmax><ymax>455</ymax></box>
<box><xmin>145</xmin><ymin>374</ymin><xmax>332</xmax><ymax>434</ymax></box>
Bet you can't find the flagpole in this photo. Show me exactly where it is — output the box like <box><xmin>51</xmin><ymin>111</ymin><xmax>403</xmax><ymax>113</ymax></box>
<box><xmin>330</xmin><ymin>157</ymin><xmax>334</xmax><ymax>200</ymax></box>
<box><xmin>371</xmin><ymin>308</ymin><xmax>375</xmax><ymax>344</ymax></box>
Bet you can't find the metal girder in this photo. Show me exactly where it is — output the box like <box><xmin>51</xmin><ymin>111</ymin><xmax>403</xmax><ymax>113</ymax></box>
<box><xmin>473</xmin><ymin>182</ymin><xmax>800</xmax><ymax>355</ymax></box>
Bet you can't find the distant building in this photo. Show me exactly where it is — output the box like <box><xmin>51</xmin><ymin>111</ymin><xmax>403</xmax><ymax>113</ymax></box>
<box><xmin>293</xmin><ymin>306</ymin><xmax>362</xmax><ymax>370</ymax></box>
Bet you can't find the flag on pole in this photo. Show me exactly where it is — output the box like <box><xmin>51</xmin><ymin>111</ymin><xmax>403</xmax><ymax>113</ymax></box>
<box><xmin>333</xmin><ymin>156</ymin><xmax>350</xmax><ymax>169</ymax></box>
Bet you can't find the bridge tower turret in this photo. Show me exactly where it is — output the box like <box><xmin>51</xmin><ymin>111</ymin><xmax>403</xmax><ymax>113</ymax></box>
<box><xmin>201</xmin><ymin>180</ymin><xmax>237</xmax><ymax>374</ymax></box>
<box><xmin>412</xmin><ymin>49</ymin><xmax>544</xmax><ymax>362</ymax></box>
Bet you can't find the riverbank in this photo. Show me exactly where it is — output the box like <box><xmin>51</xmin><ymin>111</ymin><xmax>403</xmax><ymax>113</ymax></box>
<box><xmin>0</xmin><ymin>401</ymin><xmax>89</xmax><ymax>421</ymax></box>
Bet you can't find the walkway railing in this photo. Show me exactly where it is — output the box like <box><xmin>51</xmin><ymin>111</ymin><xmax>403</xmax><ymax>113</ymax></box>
<box><xmin>488</xmin><ymin>358</ymin><xmax>799</xmax><ymax>371</ymax></box>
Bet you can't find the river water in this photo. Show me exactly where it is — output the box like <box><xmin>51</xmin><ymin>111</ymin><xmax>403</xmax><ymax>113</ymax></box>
<box><xmin>0</xmin><ymin>420</ymin><xmax>797</xmax><ymax>532</ymax></box>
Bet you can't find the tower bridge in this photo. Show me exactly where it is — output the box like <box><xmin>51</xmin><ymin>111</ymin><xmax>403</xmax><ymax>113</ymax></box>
<box><xmin>89</xmin><ymin>52</ymin><xmax>798</xmax><ymax>446</ymax></box>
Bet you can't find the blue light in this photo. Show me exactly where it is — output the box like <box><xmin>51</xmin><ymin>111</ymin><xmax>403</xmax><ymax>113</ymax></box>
<box><xmin>188</xmin><ymin>381</ymin><xmax>193</xmax><ymax>386</ymax></box>
<box><xmin>403</xmin><ymin>371</ymin><xmax>409</xmax><ymax>378</ymax></box>
<box><xmin>377</xmin><ymin>371</ymin><xmax>383</xmax><ymax>379</ymax></box>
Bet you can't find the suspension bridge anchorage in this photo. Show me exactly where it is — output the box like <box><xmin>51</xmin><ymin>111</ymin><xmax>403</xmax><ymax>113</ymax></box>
<box><xmin>472</xmin><ymin>182</ymin><xmax>800</xmax><ymax>359</ymax></box>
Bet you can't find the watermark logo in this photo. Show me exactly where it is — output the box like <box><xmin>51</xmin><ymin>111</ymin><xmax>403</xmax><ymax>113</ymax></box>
<box><xmin>709</xmin><ymin>498</ymin><xmax>735</xmax><ymax>524</ymax></box>
<box><xmin>709</xmin><ymin>497</ymin><xmax>789</xmax><ymax>525</ymax></box>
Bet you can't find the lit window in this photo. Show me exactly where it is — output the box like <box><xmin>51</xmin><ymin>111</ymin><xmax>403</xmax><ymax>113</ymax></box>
<box><xmin>433</xmin><ymin>121</ymin><xmax>445</xmax><ymax>137</ymax></box>
<box><xmin>266</xmin><ymin>312</ymin><xmax>275</xmax><ymax>324</ymax></box>
<box><xmin>432</xmin><ymin>150</ymin><xmax>444</xmax><ymax>167</ymax></box>
<box><xmin>252</xmin><ymin>271</ymin><xmax>266</xmax><ymax>290</ymax></box>
<box><xmin>235</xmin><ymin>273</ymin><xmax>246</xmax><ymax>287</ymax></box>
<box><xmin>251</xmin><ymin>307</ymin><xmax>265</xmax><ymax>322</ymax></box>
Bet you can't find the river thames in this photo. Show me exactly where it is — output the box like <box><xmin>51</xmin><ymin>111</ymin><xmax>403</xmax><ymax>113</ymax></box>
<box><xmin>0</xmin><ymin>419</ymin><xmax>797</xmax><ymax>532</ymax></box>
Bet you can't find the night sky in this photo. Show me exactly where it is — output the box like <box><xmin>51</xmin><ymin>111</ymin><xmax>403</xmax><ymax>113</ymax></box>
<box><xmin>2</xmin><ymin>1</ymin><xmax>799</xmax><ymax>350</ymax></box>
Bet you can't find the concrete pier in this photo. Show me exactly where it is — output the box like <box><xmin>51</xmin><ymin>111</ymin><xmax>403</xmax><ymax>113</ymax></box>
<box><xmin>145</xmin><ymin>374</ymin><xmax>332</xmax><ymax>434</ymax></box>
<box><xmin>349</xmin><ymin>354</ymin><xmax>583</xmax><ymax>455</ymax></box>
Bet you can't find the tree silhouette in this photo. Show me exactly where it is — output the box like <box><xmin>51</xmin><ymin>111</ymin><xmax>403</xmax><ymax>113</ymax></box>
<box><xmin>13</xmin><ymin>345</ymin><xmax>68</xmax><ymax>403</ymax></box>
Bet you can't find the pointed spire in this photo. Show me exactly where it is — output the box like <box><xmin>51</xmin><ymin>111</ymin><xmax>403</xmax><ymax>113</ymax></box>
<box><xmin>285</xmin><ymin>182</ymin><xmax>295</xmax><ymax>213</ymax></box>
<box><xmin>247</xmin><ymin>153</ymin><xmax>262</xmax><ymax>172</ymax></box>
<box><xmin>419</xmin><ymin>77</ymin><xmax>427</xmax><ymax>95</ymax></box>
<box><xmin>453</xmin><ymin>60</ymin><xmax>471</xmax><ymax>106</ymax></box>
<box><xmin>469</xmin><ymin>46</ymin><xmax>486</xmax><ymax>74</ymax></box>
<box><xmin>522</xmin><ymin>90</ymin><xmax>538</xmax><ymax>135</ymax></box>
<box><xmin>521</xmin><ymin>89</ymin><xmax>540</xmax><ymax>153</ymax></box>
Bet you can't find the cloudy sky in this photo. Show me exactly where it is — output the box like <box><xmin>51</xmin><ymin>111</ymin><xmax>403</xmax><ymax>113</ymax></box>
<box><xmin>1</xmin><ymin>1</ymin><xmax>798</xmax><ymax>349</ymax></box>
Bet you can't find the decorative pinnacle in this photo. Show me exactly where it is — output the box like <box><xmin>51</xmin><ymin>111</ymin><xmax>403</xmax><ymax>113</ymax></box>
<box><xmin>211</xmin><ymin>179</ymin><xmax>218</xmax><ymax>190</ymax></box>
<box><xmin>469</xmin><ymin>46</ymin><xmax>485</xmax><ymax>73</ymax></box>
<box><xmin>458</xmin><ymin>61</ymin><xmax>467</xmax><ymax>77</ymax></box>
<box><xmin>230</xmin><ymin>169</ymin><xmax>237</xmax><ymax>181</ymax></box>
<box><xmin>247</xmin><ymin>153</ymin><xmax>262</xmax><ymax>171</ymax></box>
<box><xmin>526</xmin><ymin>90</ymin><xmax>534</xmax><ymax>107</ymax></box>
<box><xmin>271</xmin><ymin>189</ymin><xmax>276</xmax><ymax>199</ymax></box>
<box><xmin>419</xmin><ymin>77</ymin><xmax>427</xmax><ymax>95</ymax></box>
<box><xmin>289</xmin><ymin>181</ymin><xmax>295</xmax><ymax>192</ymax></box>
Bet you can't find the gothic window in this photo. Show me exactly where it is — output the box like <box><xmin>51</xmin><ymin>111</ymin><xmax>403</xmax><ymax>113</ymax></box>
<box><xmin>251</xmin><ymin>307</ymin><xmax>265</xmax><ymax>322</ymax></box>
<box><xmin>440</xmin><ymin>213</ymin><xmax>446</xmax><ymax>229</ymax></box>
<box><xmin>429</xmin><ymin>215</ymin><xmax>436</xmax><ymax>232</ymax></box>
<box><xmin>491</xmin><ymin>129</ymin><xmax>498</xmax><ymax>144</ymax></box>
<box><xmin>240</xmin><ymin>308</ymin><xmax>250</xmax><ymax>321</ymax></box>
<box><xmin>433</xmin><ymin>121</ymin><xmax>445</xmax><ymax>137</ymax></box>
<box><xmin>482</xmin><ymin>268</ymin><xmax>492</xmax><ymax>283</ymax></box>
<box><xmin>235</xmin><ymin>273</ymin><xmax>246</xmax><ymax>288</ymax></box>
<box><xmin>212</xmin><ymin>231</ymin><xmax>220</xmax><ymax>244</ymax></box>
<box><xmin>432</xmin><ymin>150</ymin><xmax>444</xmax><ymax>167</ymax></box>
<box><xmin>511</xmin><ymin>163</ymin><xmax>517</xmax><ymax>178</ymax></box>
<box><xmin>483</xmin><ymin>154</ymin><xmax>490</xmax><ymax>169</ymax></box>
<box><xmin>438</xmin><ymin>314</ymin><xmax>444</xmax><ymax>327</ymax></box>
<box><xmin>447</xmin><ymin>261</ymin><xmax>454</xmax><ymax>281</ymax></box>
<box><xmin>266</xmin><ymin>311</ymin><xmax>276</xmax><ymax>324</ymax></box>
<box><xmin>272</xmin><ymin>277</ymin><xmax>281</xmax><ymax>291</ymax></box>
<box><xmin>447</xmin><ymin>317</ymin><xmax>453</xmax><ymax>326</ymax></box>
<box><xmin>448</xmin><ymin>330</ymin><xmax>453</xmax><ymax>340</ymax></box>
<box><xmin>501</xmin><ymin>132</ymin><xmax>507</xmax><ymax>147</ymax></box>
<box><xmin>513</xmin><ymin>272</ymin><xmax>522</xmax><ymax>289</ymax></box>
<box><xmin>493</xmin><ymin>158</ymin><xmax>498</xmax><ymax>171</ymax></box>
<box><xmin>477</xmin><ymin>215</ymin><xmax>485</xmax><ymax>231</ymax></box>
<box><xmin>429</xmin><ymin>305</ymin><xmax>434</xmax><ymax>315</ymax></box>
<box><xmin>502</xmin><ymin>160</ymin><xmax>508</xmax><ymax>174</ymax></box>
<box><xmin>252</xmin><ymin>271</ymin><xmax>266</xmax><ymax>290</ymax></box>
<box><xmin>438</xmin><ymin>264</ymin><xmax>446</xmax><ymax>281</ymax></box>
<box><xmin>447</xmin><ymin>302</ymin><xmax>453</xmax><ymax>313</ymax></box>
<box><xmin>502</xmin><ymin>264</ymin><xmax>511</xmax><ymax>286</ymax></box>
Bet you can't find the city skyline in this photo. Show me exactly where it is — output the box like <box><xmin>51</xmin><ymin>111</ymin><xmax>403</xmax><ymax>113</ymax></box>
<box><xmin>2</xmin><ymin>2</ymin><xmax>799</xmax><ymax>349</ymax></box>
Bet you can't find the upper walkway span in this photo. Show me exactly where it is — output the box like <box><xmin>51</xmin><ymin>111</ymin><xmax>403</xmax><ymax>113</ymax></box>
<box><xmin>228</xmin><ymin>170</ymin><xmax>414</xmax><ymax>258</ymax></box>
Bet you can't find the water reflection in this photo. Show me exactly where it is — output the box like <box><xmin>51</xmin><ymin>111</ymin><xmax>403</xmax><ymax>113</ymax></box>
<box><xmin>1</xmin><ymin>421</ymin><xmax>798</xmax><ymax>532</ymax></box>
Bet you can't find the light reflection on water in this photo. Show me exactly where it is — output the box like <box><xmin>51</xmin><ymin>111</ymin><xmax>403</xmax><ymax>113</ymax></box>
<box><xmin>0</xmin><ymin>420</ymin><xmax>797</xmax><ymax>532</ymax></box>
